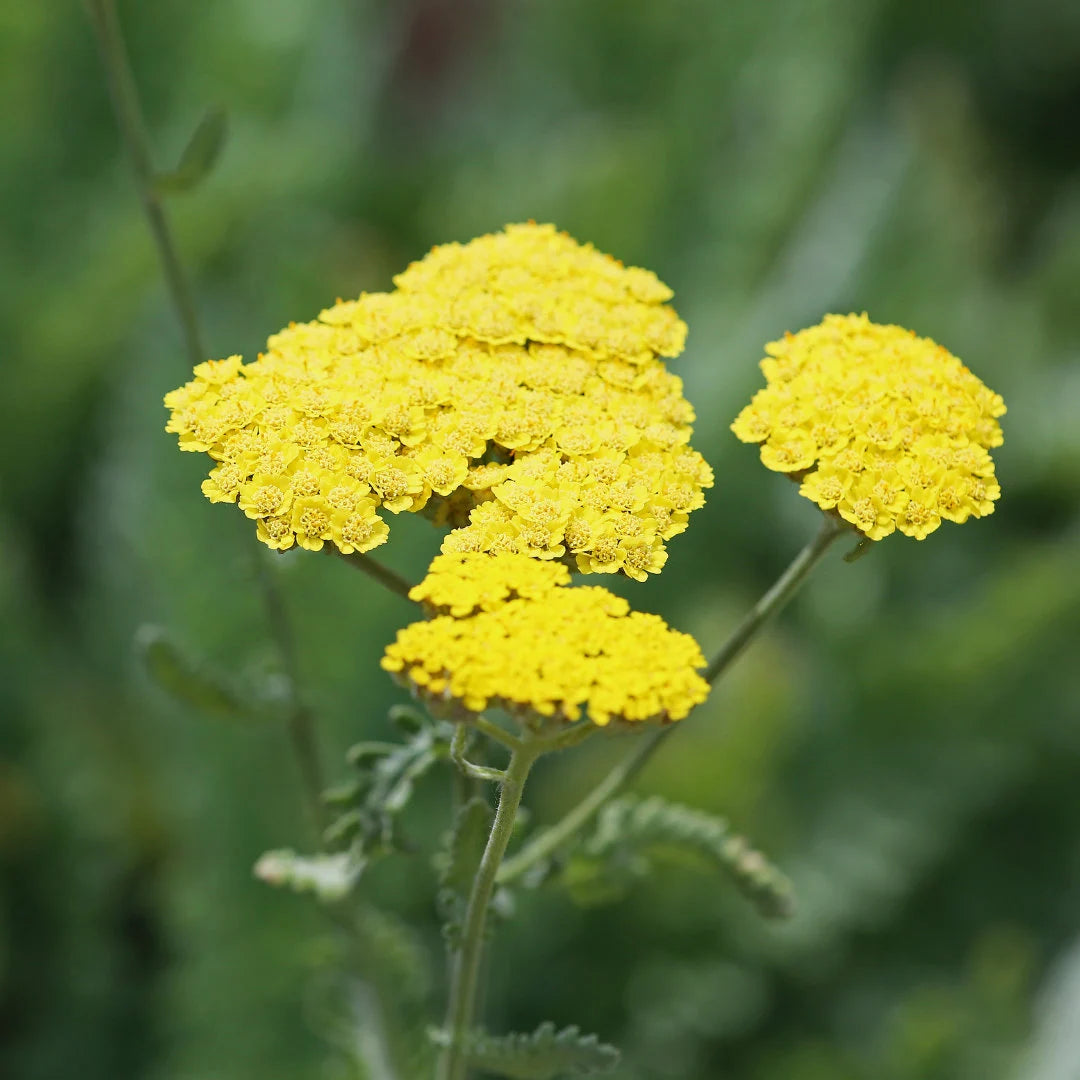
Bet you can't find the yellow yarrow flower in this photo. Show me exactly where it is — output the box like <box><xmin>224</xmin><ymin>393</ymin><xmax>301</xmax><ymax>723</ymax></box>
<box><xmin>731</xmin><ymin>313</ymin><xmax>1004</xmax><ymax>541</ymax></box>
<box><xmin>409</xmin><ymin>552</ymin><xmax>571</xmax><ymax>617</ymax></box>
<box><xmin>163</xmin><ymin>224</ymin><xmax>712</xmax><ymax>576</ymax></box>
<box><xmin>383</xmin><ymin>553</ymin><xmax>709</xmax><ymax>727</ymax></box>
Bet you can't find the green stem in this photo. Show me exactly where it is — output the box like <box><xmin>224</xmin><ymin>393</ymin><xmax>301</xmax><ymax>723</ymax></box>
<box><xmin>704</xmin><ymin>515</ymin><xmax>844</xmax><ymax>683</ymax></box>
<box><xmin>87</xmin><ymin>1</ymin><xmax>332</xmax><ymax>827</ymax></box>
<box><xmin>332</xmin><ymin>548</ymin><xmax>418</xmax><ymax>601</ymax></box>
<box><xmin>438</xmin><ymin>737</ymin><xmax>544</xmax><ymax>1080</ymax></box>
<box><xmin>254</xmin><ymin>555</ymin><xmax>325</xmax><ymax>827</ymax></box>
<box><xmin>86</xmin><ymin>0</ymin><xmax>204</xmax><ymax>367</ymax></box>
<box><xmin>473</xmin><ymin>716</ymin><xmax>522</xmax><ymax>751</ymax></box>
<box><xmin>497</xmin><ymin>516</ymin><xmax>846</xmax><ymax>886</ymax></box>
<box><xmin>497</xmin><ymin>728</ymin><xmax>657</xmax><ymax>886</ymax></box>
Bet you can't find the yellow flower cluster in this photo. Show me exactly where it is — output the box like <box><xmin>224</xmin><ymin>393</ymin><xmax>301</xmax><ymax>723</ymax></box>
<box><xmin>164</xmin><ymin>223</ymin><xmax>712</xmax><ymax>577</ymax></box>
<box><xmin>731</xmin><ymin>313</ymin><xmax>1005</xmax><ymax>540</ymax></box>
<box><xmin>409</xmin><ymin>552</ymin><xmax>571</xmax><ymax>616</ymax></box>
<box><xmin>383</xmin><ymin>554</ymin><xmax>709</xmax><ymax>726</ymax></box>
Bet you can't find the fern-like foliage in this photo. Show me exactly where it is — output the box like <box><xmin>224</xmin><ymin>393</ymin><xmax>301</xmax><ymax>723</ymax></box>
<box><xmin>431</xmin><ymin>1022</ymin><xmax>620</xmax><ymax>1079</ymax></box>
<box><xmin>567</xmin><ymin>795</ymin><xmax>795</xmax><ymax>919</ymax></box>
<box><xmin>257</xmin><ymin>705</ymin><xmax>454</xmax><ymax>902</ymax></box>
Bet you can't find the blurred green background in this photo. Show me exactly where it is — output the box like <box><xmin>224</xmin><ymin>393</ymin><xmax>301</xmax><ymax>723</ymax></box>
<box><xmin>2</xmin><ymin>1</ymin><xmax>1080</xmax><ymax>1078</ymax></box>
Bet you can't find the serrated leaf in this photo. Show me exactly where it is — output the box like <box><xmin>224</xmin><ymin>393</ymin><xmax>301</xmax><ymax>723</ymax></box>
<box><xmin>154</xmin><ymin>106</ymin><xmax>227</xmax><ymax>193</ymax></box>
<box><xmin>135</xmin><ymin>624</ymin><xmax>264</xmax><ymax>722</ymax></box>
<box><xmin>440</xmin><ymin>797</ymin><xmax>493</xmax><ymax>898</ymax></box>
<box><xmin>437</xmin><ymin>797</ymin><xmax>493</xmax><ymax>946</ymax></box>
<box><xmin>253</xmin><ymin>848</ymin><xmax>364</xmax><ymax>902</ymax></box>
<box><xmin>431</xmin><ymin>1022</ymin><xmax>619</xmax><ymax>1079</ymax></box>
<box><xmin>579</xmin><ymin>795</ymin><xmax>795</xmax><ymax>919</ymax></box>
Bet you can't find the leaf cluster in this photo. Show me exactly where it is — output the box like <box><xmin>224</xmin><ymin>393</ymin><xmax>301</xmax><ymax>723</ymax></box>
<box><xmin>256</xmin><ymin>706</ymin><xmax>455</xmax><ymax>902</ymax></box>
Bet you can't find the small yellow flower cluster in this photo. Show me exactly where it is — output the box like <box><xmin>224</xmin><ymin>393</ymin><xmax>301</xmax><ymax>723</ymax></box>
<box><xmin>731</xmin><ymin>313</ymin><xmax>1005</xmax><ymax>540</ymax></box>
<box><xmin>409</xmin><ymin>552</ymin><xmax>571</xmax><ymax>617</ymax></box>
<box><xmin>163</xmin><ymin>224</ymin><xmax>711</xmax><ymax>574</ymax></box>
<box><xmin>382</xmin><ymin>554</ymin><xmax>709</xmax><ymax>726</ymax></box>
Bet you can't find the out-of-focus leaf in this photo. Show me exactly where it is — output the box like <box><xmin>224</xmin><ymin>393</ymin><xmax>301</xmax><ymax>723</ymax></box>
<box><xmin>154</xmin><ymin>106</ymin><xmax>227</xmax><ymax>193</ymax></box>
<box><xmin>430</xmin><ymin>1022</ymin><xmax>620</xmax><ymax>1079</ymax></box>
<box><xmin>135</xmin><ymin>623</ymin><xmax>270</xmax><ymax>722</ymax></box>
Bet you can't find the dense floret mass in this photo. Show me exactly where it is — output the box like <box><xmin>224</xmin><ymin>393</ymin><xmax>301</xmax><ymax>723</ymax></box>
<box><xmin>164</xmin><ymin>224</ymin><xmax>711</xmax><ymax>575</ymax></box>
<box><xmin>731</xmin><ymin>313</ymin><xmax>1005</xmax><ymax>540</ymax></box>
<box><xmin>383</xmin><ymin>554</ymin><xmax>709</xmax><ymax>727</ymax></box>
<box><xmin>409</xmin><ymin>552</ymin><xmax>571</xmax><ymax>616</ymax></box>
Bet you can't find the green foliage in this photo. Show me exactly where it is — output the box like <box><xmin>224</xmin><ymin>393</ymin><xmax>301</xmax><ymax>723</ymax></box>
<box><xmin>558</xmin><ymin>795</ymin><xmax>794</xmax><ymax>919</ymax></box>
<box><xmin>437</xmin><ymin>796</ymin><xmax>494</xmax><ymax>947</ymax></box>
<box><xmin>258</xmin><ymin>706</ymin><xmax>454</xmax><ymax>902</ymax></box>
<box><xmin>430</xmin><ymin>1022</ymin><xmax>620</xmax><ymax>1079</ymax></box>
<box><xmin>154</xmin><ymin>105</ymin><xmax>227</xmax><ymax>194</ymax></box>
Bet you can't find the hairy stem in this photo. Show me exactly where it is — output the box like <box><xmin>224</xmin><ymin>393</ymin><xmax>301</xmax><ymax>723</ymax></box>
<box><xmin>86</xmin><ymin>0</ymin><xmax>204</xmax><ymax>367</ymax></box>
<box><xmin>497</xmin><ymin>516</ymin><xmax>845</xmax><ymax>886</ymax></box>
<box><xmin>438</xmin><ymin>737</ymin><xmax>543</xmax><ymax>1080</ymax></box>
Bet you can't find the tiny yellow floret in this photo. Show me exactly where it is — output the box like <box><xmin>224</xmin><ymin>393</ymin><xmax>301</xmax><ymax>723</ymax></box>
<box><xmin>731</xmin><ymin>313</ymin><xmax>1004</xmax><ymax>540</ymax></box>
<box><xmin>383</xmin><ymin>554</ymin><xmax>709</xmax><ymax>727</ymax></box>
<box><xmin>164</xmin><ymin>224</ymin><xmax>711</xmax><ymax>574</ymax></box>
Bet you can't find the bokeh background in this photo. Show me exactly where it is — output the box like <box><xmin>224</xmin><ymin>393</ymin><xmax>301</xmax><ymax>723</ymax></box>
<box><xmin>3</xmin><ymin>1</ymin><xmax>1080</xmax><ymax>1078</ymax></box>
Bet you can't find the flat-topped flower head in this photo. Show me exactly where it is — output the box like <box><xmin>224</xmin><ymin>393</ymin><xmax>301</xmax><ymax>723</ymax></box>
<box><xmin>163</xmin><ymin>224</ymin><xmax>712</xmax><ymax>574</ymax></box>
<box><xmin>383</xmin><ymin>553</ymin><xmax>709</xmax><ymax>727</ymax></box>
<box><xmin>392</xmin><ymin>222</ymin><xmax>686</xmax><ymax>360</ymax></box>
<box><xmin>731</xmin><ymin>313</ymin><xmax>1005</xmax><ymax>540</ymax></box>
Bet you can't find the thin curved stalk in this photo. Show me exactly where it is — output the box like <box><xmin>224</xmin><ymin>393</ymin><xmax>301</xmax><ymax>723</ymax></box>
<box><xmin>87</xmin><ymin>1</ymin><xmax>331</xmax><ymax>823</ymax></box>
<box><xmin>86</xmin><ymin>0</ymin><xmax>204</xmax><ymax>366</ymax></box>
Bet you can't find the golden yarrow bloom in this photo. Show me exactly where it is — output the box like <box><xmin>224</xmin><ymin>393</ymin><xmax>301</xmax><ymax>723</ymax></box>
<box><xmin>383</xmin><ymin>553</ymin><xmax>709</xmax><ymax>727</ymax></box>
<box><xmin>731</xmin><ymin>313</ymin><xmax>1005</xmax><ymax>540</ymax></box>
<box><xmin>164</xmin><ymin>224</ymin><xmax>712</xmax><ymax>576</ymax></box>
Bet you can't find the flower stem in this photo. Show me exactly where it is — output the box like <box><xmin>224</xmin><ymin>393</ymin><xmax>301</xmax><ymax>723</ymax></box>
<box><xmin>86</xmin><ymin>0</ymin><xmax>204</xmax><ymax>367</ymax></box>
<box><xmin>496</xmin><ymin>516</ymin><xmax>845</xmax><ymax>886</ymax></box>
<box><xmin>331</xmin><ymin>548</ymin><xmax>417</xmax><ymax>601</ymax></box>
<box><xmin>438</xmin><ymin>736</ymin><xmax>544</xmax><ymax>1080</ymax></box>
<box><xmin>497</xmin><ymin>727</ymin><xmax>657</xmax><ymax>886</ymax></box>
<box><xmin>704</xmin><ymin>514</ymin><xmax>844</xmax><ymax>683</ymax></box>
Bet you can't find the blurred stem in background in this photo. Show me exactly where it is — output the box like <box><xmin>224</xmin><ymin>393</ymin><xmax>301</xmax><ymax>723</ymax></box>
<box><xmin>85</xmin><ymin>0</ymin><xmax>204</xmax><ymax>367</ymax></box>
<box><xmin>85</xmin><ymin>0</ymin><xmax>411</xmax><ymax>831</ymax></box>
<box><xmin>498</xmin><ymin>515</ymin><xmax>846</xmax><ymax>887</ymax></box>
